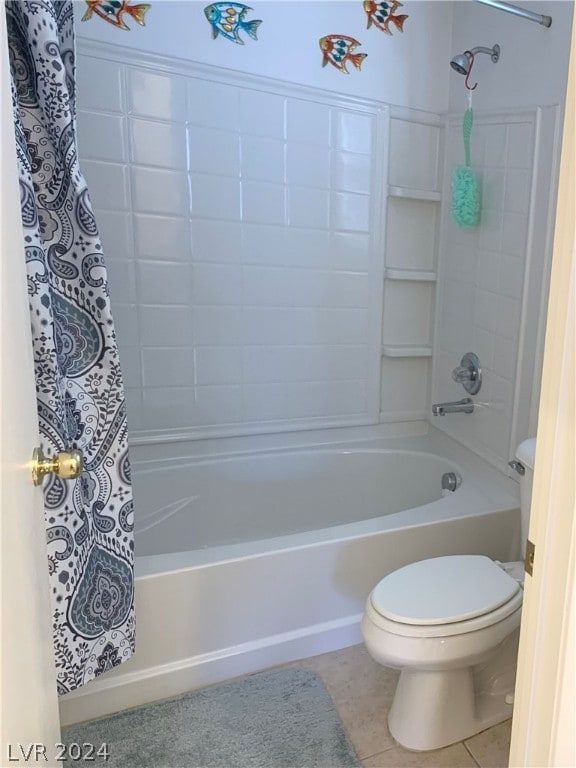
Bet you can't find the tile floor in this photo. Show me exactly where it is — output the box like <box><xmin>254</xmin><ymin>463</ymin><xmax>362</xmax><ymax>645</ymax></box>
<box><xmin>282</xmin><ymin>644</ymin><xmax>512</xmax><ymax>768</ymax></box>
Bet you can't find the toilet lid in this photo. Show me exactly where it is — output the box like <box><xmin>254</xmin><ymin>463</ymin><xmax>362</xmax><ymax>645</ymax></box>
<box><xmin>371</xmin><ymin>555</ymin><xmax>521</xmax><ymax>625</ymax></box>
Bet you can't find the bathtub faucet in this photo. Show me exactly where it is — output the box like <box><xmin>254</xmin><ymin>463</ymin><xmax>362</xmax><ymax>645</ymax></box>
<box><xmin>432</xmin><ymin>397</ymin><xmax>474</xmax><ymax>416</ymax></box>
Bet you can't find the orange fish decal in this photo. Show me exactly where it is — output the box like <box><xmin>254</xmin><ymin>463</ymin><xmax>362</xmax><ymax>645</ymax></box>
<box><xmin>319</xmin><ymin>35</ymin><xmax>367</xmax><ymax>74</ymax></box>
<box><xmin>82</xmin><ymin>0</ymin><xmax>150</xmax><ymax>31</ymax></box>
<box><xmin>363</xmin><ymin>0</ymin><xmax>408</xmax><ymax>35</ymax></box>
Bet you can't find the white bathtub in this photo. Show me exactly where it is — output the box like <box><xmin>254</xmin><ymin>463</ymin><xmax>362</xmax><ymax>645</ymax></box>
<box><xmin>59</xmin><ymin>427</ymin><xmax>520</xmax><ymax>726</ymax></box>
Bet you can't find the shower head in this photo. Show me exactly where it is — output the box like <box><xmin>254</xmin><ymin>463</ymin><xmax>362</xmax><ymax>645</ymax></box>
<box><xmin>450</xmin><ymin>53</ymin><xmax>472</xmax><ymax>75</ymax></box>
<box><xmin>450</xmin><ymin>44</ymin><xmax>501</xmax><ymax>75</ymax></box>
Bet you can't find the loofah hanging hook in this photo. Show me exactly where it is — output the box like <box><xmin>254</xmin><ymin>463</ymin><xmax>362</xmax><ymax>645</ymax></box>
<box><xmin>464</xmin><ymin>51</ymin><xmax>478</xmax><ymax>91</ymax></box>
<box><xmin>462</xmin><ymin>107</ymin><xmax>474</xmax><ymax>167</ymax></box>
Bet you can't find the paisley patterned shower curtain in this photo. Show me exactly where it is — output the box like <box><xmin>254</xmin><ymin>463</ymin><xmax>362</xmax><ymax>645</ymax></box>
<box><xmin>6</xmin><ymin>0</ymin><xmax>135</xmax><ymax>693</ymax></box>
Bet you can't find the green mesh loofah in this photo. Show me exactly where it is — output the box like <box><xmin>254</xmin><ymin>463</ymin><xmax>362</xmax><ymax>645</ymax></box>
<box><xmin>451</xmin><ymin>108</ymin><xmax>480</xmax><ymax>229</ymax></box>
<box><xmin>452</xmin><ymin>166</ymin><xmax>480</xmax><ymax>228</ymax></box>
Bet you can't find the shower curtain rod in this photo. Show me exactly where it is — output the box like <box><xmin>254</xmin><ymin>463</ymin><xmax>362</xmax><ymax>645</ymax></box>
<box><xmin>475</xmin><ymin>0</ymin><xmax>552</xmax><ymax>27</ymax></box>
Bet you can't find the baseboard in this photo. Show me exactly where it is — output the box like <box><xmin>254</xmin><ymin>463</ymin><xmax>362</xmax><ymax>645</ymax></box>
<box><xmin>59</xmin><ymin>614</ymin><xmax>363</xmax><ymax>727</ymax></box>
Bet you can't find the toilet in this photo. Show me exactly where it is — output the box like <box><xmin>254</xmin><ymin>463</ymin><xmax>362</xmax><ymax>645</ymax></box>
<box><xmin>361</xmin><ymin>438</ymin><xmax>536</xmax><ymax>752</ymax></box>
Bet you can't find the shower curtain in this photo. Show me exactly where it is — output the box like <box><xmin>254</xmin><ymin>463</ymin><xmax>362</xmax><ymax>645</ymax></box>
<box><xmin>6</xmin><ymin>0</ymin><xmax>135</xmax><ymax>693</ymax></box>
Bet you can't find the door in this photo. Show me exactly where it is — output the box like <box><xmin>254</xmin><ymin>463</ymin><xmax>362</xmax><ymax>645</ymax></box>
<box><xmin>0</xmin><ymin>5</ymin><xmax>61</xmax><ymax>765</ymax></box>
<box><xmin>509</xmin><ymin>6</ymin><xmax>576</xmax><ymax>767</ymax></box>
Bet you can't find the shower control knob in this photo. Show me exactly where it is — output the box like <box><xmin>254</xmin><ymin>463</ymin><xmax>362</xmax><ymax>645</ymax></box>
<box><xmin>451</xmin><ymin>352</ymin><xmax>482</xmax><ymax>395</ymax></box>
<box><xmin>452</xmin><ymin>366</ymin><xmax>475</xmax><ymax>383</ymax></box>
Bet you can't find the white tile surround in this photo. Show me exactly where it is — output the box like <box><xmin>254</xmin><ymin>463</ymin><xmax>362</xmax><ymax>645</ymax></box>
<box><xmin>432</xmin><ymin>108</ymin><xmax>560</xmax><ymax>471</ymax></box>
<box><xmin>76</xmin><ymin>42</ymin><xmax>400</xmax><ymax>443</ymax></box>
<box><xmin>76</xmin><ymin>41</ymin><xmax>559</xmax><ymax>464</ymax></box>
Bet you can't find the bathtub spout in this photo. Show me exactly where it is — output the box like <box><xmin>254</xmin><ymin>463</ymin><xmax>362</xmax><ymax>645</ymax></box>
<box><xmin>432</xmin><ymin>398</ymin><xmax>474</xmax><ymax>416</ymax></box>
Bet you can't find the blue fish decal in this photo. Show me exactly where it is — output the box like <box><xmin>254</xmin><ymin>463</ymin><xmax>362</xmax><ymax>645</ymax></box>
<box><xmin>204</xmin><ymin>3</ymin><xmax>262</xmax><ymax>44</ymax></box>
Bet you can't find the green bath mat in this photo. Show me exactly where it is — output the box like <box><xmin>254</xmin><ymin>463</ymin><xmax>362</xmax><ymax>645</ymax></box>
<box><xmin>62</xmin><ymin>667</ymin><xmax>360</xmax><ymax>767</ymax></box>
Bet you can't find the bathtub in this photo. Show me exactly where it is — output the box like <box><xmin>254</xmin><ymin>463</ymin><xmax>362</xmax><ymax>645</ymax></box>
<box><xmin>59</xmin><ymin>427</ymin><xmax>520</xmax><ymax>726</ymax></box>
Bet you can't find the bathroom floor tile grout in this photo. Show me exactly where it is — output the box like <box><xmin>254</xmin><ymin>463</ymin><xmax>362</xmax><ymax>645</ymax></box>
<box><xmin>463</xmin><ymin>742</ymin><xmax>483</xmax><ymax>768</ymax></box>
<box><xmin>360</xmin><ymin>740</ymin><xmax>483</xmax><ymax>768</ymax></box>
<box><xmin>355</xmin><ymin>741</ymin><xmax>485</xmax><ymax>767</ymax></box>
<box><xmin>354</xmin><ymin>739</ymin><xmax>487</xmax><ymax>767</ymax></box>
<box><xmin>356</xmin><ymin>744</ymin><xmax>397</xmax><ymax>761</ymax></box>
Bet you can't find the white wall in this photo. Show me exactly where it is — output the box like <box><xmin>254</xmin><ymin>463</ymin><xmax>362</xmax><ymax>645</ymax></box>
<box><xmin>76</xmin><ymin>43</ymin><xmax>393</xmax><ymax>441</ymax></box>
<box><xmin>75</xmin><ymin>0</ymin><xmax>573</xmax><ymax>464</ymax></box>
<box><xmin>432</xmin><ymin>0</ymin><xmax>573</xmax><ymax>472</ymax></box>
<box><xmin>449</xmin><ymin>0</ymin><xmax>573</xmax><ymax>113</ymax></box>
<box><xmin>77</xmin><ymin>0</ymin><xmax>452</xmax><ymax>113</ymax></box>
<box><xmin>76</xmin><ymin>1</ymin><xmax>451</xmax><ymax>444</ymax></box>
<box><xmin>432</xmin><ymin>107</ymin><xmax>559</xmax><ymax>471</ymax></box>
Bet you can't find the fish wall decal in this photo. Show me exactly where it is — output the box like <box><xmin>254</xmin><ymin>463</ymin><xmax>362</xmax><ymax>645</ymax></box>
<box><xmin>204</xmin><ymin>3</ymin><xmax>262</xmax><ymax>44</ymax></box>
<box><xmin>363</xmin><ymin>0</ymin><xmax>408</xmax><ymax>35</ymax></box>
<box><xmin>319</xmin><ymin>35</ymin><xmax>367</xmax><ymax>74</ymax></box>
<box><xmin>82</xmin><ymin>0</ymin><xmax>150</xmax><ymax>30</ymax></box>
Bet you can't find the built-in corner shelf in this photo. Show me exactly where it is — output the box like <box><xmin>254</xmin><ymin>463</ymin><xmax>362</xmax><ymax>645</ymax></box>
<box><xmin>381</xmin><ymin>345</ymin><xmax>433</xmax><ymax>358</ymax></box>
<box><xmin>388</xmin><ymin>185</ymin><xmax>442</xmax><ymax>202</ymax></box>
<box><xmin>385</xmin><ymin>268</ymin><xmax>436</xmax><ymax>282</ymax></box>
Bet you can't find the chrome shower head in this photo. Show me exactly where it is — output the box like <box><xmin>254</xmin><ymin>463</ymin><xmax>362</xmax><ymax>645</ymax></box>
<box><xmin>450</xmin><ymin>44</ymin><xmax>501</xmax><ymax>75</ymax></box>
<box><xmin>450</xmin><ymin>53</ymin><xmax>472</xmax><ymax>75</ymax></box>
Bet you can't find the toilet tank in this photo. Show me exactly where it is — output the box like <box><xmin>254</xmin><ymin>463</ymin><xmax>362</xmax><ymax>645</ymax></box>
<box><xmin>515</xmin><ymin>438</ymin><xmax>537</xmax><ymax>556</ymax></box>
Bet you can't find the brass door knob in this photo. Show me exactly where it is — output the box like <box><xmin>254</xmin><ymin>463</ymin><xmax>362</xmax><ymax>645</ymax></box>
<box><xmin>31</xmin><ymin>447</ymin><xmax>84</xmax><ymax>487</ymax></box>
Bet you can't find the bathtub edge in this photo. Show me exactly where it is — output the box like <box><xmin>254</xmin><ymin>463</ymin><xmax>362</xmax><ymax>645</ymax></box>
<box><xmin>59</xmin><ymin>613</ymin><xmax>363</xmax><ymax>727</ymax></box>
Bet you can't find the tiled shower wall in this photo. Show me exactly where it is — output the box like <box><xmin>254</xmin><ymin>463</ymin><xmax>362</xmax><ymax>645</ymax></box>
<box><xmin>76</xmin><ymin>45</ymin><xmax>389</xmax><ymax>442</ymax></box>
<box><xmin>432</xmin><ymin>108</ymin><xmax>559</xmax><ymax>471</ymax></box>
<box><xmin>77</xmin><ymin>43</ymin><xmax>556</xmax><ymax>465</ymax></box>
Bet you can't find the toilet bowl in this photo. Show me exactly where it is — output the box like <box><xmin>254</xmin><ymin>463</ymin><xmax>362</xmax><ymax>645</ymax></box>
<box><xmin>362</xmin><ymin>554</ymin><xmax>523</xmax><ymax>751</ymax></box>
<box><xmin>361</xmin><ymin>438</ymin><xmax>536</xmax><ymax>752</ymax></box>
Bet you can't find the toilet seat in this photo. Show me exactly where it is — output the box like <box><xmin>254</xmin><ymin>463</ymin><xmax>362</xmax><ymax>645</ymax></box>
<box><xmin>369</xmin><ymin>555</ymin><xmax>523</xmax><ymax>638</ymax></box>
